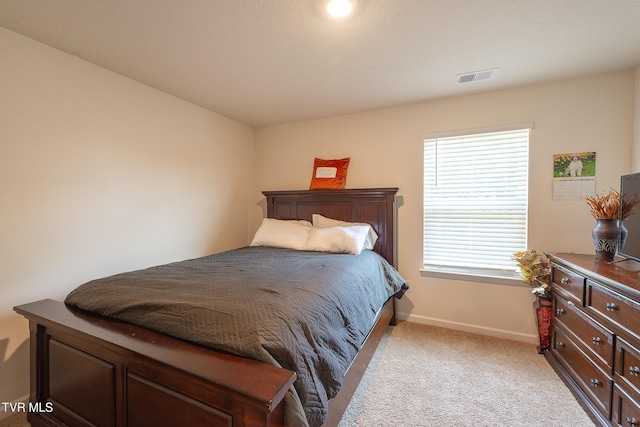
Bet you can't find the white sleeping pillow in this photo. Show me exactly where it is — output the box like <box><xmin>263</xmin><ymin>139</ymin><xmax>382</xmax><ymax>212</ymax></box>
<box><xmin>250</xmin><ymin>218</ymin><xmax>311</xmax><ymax>250</ymax></box>
<box><xmin>302</xmin><ymin>225</ymin><xmax>370</xmax><ymax>255</ymax></box>
<box><xmin>286</xmin><ymin>219</ymin><xmax>313</xmax><ymax>227</ymax></box>
<box><xmin>312</xmin><ymin>214</ymin><xmax>379</xmax><ymax>250</ymax></box>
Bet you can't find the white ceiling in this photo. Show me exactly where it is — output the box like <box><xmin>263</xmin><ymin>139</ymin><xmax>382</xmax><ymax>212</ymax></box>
<box><xmin>1</xmin><ymin>0</ymin><xmax>640</xmax><ymax>128</ymax></box>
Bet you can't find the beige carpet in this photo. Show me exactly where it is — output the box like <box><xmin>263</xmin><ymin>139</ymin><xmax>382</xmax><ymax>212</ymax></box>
<box><xmin>0</xmin><ymin>412</ymin><xmax>27</xmax><ymax>427</ymax></box>
<box><xmin>0</xmin><ymin>322</ymin><xmax>595</xmax><ymax>427</ymax></box>
<box><xmin>339</xmin><ymin>321</ymin><xmax>595</xmax><ymax>427</ymax></box>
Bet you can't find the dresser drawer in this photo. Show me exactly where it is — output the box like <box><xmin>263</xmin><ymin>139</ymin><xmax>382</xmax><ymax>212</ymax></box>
<box><xmin>553</xmin><ymin>326</ymin><xmax>612</xmax><ymax>417</ymax></box>
<box><xmin>612</xmin><ymin>384</ymin><xmax>640</xmax><ymax>427</ymax></box>
<box><xmin>617</xmin><ymin>339</ymin><xmax>640</xmax><ymax>396</ymax></box>
<box><xmin>588</xmin><ymin>280</ymin><xmax>640</xmax><ymax>340</ymax></box>
<box><xmin>554</xmin><ymin>294</ymin><xmax>614</xmax><ymax>370</ymax></box>
<box><xmin>552</xmin><ymin>264</ymin><xmax>585</xmax><ymax>304</ymax></box>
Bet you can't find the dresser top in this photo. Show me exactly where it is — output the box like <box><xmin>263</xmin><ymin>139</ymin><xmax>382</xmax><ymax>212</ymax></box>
<box><xmin>547</xmin><ymin>252</ymin><xmax>640</xmax><ymax>299</ymax></box>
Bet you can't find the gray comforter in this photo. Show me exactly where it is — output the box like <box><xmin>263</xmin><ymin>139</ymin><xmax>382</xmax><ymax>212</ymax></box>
<box><xmin>64</xmin><ymin>246</ymin><xmax>408</xmax><ymax>427</ymax></box>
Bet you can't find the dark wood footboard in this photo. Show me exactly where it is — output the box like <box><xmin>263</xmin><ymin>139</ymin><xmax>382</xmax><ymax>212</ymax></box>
<box><xmin>15</xmin><ymin>299</ymin><xmax>297</xmax><ymax>427</ymax></box>
<box><xmin>15</xmin><ymin>297</ymin><xmax>394</xmax><ymax>427</ymax></box>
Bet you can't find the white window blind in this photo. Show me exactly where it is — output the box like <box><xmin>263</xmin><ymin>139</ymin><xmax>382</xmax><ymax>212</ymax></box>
<box><xmin>423</xmin><ymin>128</ymin><xmax>529</xmax><ymax>279</ymax></box>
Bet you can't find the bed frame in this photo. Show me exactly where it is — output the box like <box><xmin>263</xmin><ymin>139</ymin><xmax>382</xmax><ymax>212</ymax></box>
<box><xmin>14</xmin><ymin>188</ymin><xmax>399</xmax><ymax>427</ymax></box>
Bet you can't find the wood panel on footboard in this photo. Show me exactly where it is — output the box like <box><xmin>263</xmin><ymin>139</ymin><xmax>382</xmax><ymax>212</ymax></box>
<box><xmin>17</xmin><ymin>299</ymin><xmax>296</xmax><ymax>427</ymax></box>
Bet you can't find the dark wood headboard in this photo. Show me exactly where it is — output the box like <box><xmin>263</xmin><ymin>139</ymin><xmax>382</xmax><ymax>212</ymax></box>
<box><xmin>262</xmin><ymin>188</ymin><xmax>398</xmax><ymax>266</ymax></box>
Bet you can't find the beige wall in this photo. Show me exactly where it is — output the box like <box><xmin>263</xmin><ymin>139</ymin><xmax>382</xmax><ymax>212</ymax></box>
<box><xmin>0</xmin><ymin>27</ymin><xmax>254</xmax><ymax>410</ymax></box>
<box><xmin>255</xmin><ymin>70</ymin><xmax>636</xmax><ymax>343</ymax></box>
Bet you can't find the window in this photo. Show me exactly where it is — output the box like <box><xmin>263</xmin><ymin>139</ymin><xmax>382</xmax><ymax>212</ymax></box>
<box><xmin>422</xmin><ymin>124</ymin><xmax>531</xmax><ymax>283</ymax></box>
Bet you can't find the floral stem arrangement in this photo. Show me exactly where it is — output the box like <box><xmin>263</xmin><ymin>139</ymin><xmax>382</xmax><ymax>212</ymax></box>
<box><xmin>512</xmin><ymin>249</ymin><xmax>551</xmax><ymax>297</ymax></box>
<box><xmin>582</xmin><ymin>189</ymin><xmax>640</xmax><ymax>219</ymax></box>
<box><xmin>582</xmin><ymin>189</ymin><xmax>640</xmax><ymax>260</ymax></box>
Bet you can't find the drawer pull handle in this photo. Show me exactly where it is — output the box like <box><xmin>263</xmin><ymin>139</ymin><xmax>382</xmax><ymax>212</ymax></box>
<box><xmin>589</xmin><ymin>378</ymin><xmax>599</xmax><ymax>387</ymax></box>
<box><xmin>591</xmin><ymin>337</ymin><xmax>602</xmax><ymax>345</ymax></box>
<box><xmin>555</xmin><ymin>308</ymin><xmax>566</xmax><ymax>316</ymax></box>
<box><xmin>626</xmin><ymin>417</ymin><xmax>637</xmax><ymax>426</ymax></box>
<box><xmin>605</xmin><ymin>302</ymin><xmax>617</xmax><ymax>311</ymax></box>
<box><xmin>555</xmin><ymin>341</ymin><xmax>565</xmax><ymax>349</ymax></box>
<box><xmin>561</xmin><ymin>278</ymin><xmax>570</xmax><ymax>284</ymax></box>
<box><xmin>629</xmin><ymin>366</ymin><xmax>640</xmax><ymax>376</ymax></box>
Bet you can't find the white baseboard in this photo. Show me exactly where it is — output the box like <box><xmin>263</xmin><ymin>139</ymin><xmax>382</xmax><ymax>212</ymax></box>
<box><xmin>0</xmin><ymin>394</ymin><xmax>29</xmax><ymax>421</ymax></box>
<box><xmin>398</xmin><ymin>311</ymin><xmax>539</xmax><ymax>345</ymax></box>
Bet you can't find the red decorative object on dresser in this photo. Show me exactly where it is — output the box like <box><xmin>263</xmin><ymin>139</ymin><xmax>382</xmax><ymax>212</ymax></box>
<box><xmin>545</xmin><ymin>252</ymin><xmax>640</xmax><ymax>427</ymax></box>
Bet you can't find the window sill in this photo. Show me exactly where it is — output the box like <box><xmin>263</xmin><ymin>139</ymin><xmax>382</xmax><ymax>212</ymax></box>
<box><xmin>420</xmin><ymin>267</ymin><xmax>525</xmax><ymax>287</ymax></box>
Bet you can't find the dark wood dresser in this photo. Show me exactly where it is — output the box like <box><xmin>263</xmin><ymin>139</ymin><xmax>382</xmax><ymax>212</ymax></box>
<box><xmin>545</xmin><ymin>252</ymin><xmax>640</xmax><ymax>427</ymax></box>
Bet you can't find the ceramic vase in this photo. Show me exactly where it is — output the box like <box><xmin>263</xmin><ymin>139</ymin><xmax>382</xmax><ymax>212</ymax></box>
<box><xmin>619</xmin><ymin>219</ymin><xmax>628</xmax><ymax>252</ymax></box>
<box><xmin>592</xmin><ymin>218</ymin><xmax>619</xmax><ymax>261</ymax></box>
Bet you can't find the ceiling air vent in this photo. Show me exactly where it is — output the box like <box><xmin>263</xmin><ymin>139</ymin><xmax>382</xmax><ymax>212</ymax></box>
<box><xmin>455</xmin><ymin>68</ymin><xmax>498</xmax><ymax>84</ymax></box>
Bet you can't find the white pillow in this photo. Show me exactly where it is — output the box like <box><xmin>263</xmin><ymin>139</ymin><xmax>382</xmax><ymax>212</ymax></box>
<box><xmin>312</xmin><ymin>214</ymin><xmax>378</xmax><ymax>250</ymax></box>
<box><xmin>250</xmin><ymin>218</ymin><xmax>311</xmax><ymax>250</ymax></box>
<box><xmin>303</xmin><ymin>225</ymin><xmax>370</xmax><ymax>255</ymax></box>
<box><xmin>285</xmin><ymin>219</ymin><xmax>312</xmax><ymax>227</ymax></box>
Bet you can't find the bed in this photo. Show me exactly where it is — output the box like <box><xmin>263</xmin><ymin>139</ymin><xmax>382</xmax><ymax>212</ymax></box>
<box><xmin>14</xmin><ymin>187</ymin><xmax>406</xmax><ymax>427</ymax></box>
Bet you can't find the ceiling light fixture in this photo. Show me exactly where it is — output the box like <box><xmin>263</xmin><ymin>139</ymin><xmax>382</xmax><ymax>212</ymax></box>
<box><xmin>326</xmin><ymin>0</ymin><xmax>355</xmax><ymax>18</ymax></box>
<box><xmin>314</xmin><ymin>0</ymin><xmax>365</xmax><ymax>20</ymax></box>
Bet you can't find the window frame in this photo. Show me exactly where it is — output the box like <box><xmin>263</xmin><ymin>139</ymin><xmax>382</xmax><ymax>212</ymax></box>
<box><xmin>421</xmin><ymin>122</ymin><xmax>534</xmax><ymax>286</ymax></box>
